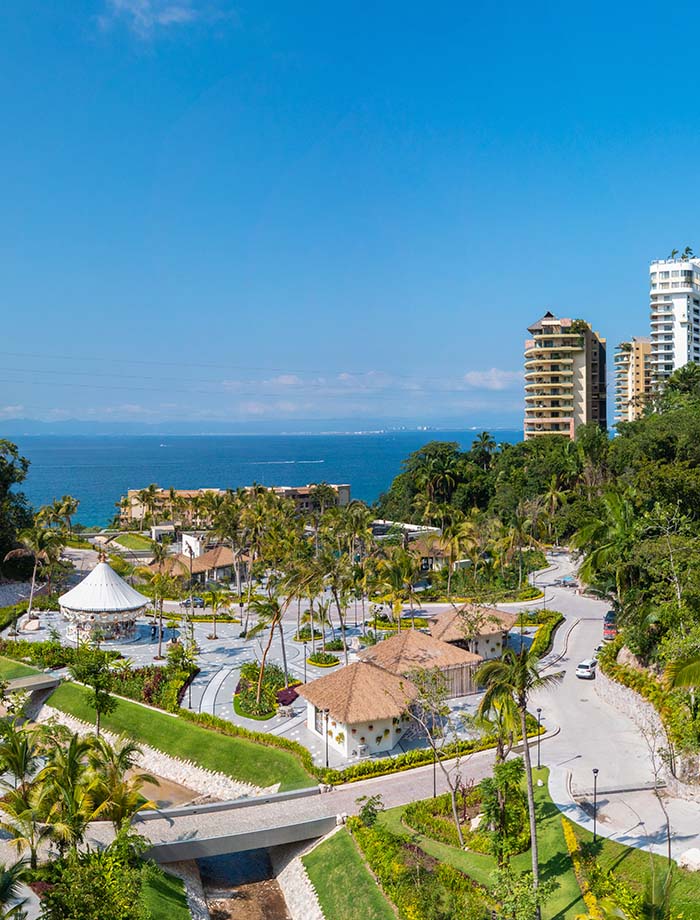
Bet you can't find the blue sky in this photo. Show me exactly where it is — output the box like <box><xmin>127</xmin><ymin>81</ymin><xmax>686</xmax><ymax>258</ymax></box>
<box><xmin>1</xmin><ymin>1</ymin><xmax>698</xmax><ymax>429</ymax></box>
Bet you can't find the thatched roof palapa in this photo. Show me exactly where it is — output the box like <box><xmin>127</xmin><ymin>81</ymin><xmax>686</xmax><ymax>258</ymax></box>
<box><xmin>358</xmin><ymin>629</ymin><xmax>481</xmax><ymax>675</ymax></box>
<box><xmin>297</xmin><ymin>662</ymin><xmax>417</xmax><ymax>724</ymax></box>
<box><xmin>429</xmin><ymin>605</ymin><xmax>518</xmax><ymax>644</ymax></box>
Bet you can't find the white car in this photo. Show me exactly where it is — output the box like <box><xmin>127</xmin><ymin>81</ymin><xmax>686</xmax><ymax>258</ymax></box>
<box><xmin>575</xmin><ymin>659</ymin><xmax>597</xmax><ymax>680</ymax></box>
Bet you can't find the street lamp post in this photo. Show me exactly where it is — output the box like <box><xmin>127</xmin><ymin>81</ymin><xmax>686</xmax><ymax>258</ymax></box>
<box><xmin>303</xmin><ymin>642</ymin><xmax>308</xmax><ymax>684</ymax></box>
<box><xmin>536</xmin><ymin>707</ymin><xmax>542</xmax><ymax>770</ymax></box>
<box><xmin>324</xmin><ymin>709</ymin><xmax>330</xmax><ymax>769</ymax></box>
<box><xmin>592</xmin><ymin>768</ymin><xmax>599</xmax><ymax>842</ymax></box>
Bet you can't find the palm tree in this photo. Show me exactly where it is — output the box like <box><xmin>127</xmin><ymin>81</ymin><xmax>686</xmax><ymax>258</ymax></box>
<box><xmin>0</xmin><ymin>724</ymin><xmax>41</xmax><ymax>793</ymax></box>
<box><xmin>248</xmin><ymin>597</ymin><xmax>287</xmax><ymax>699</ymax></box>
<box><xmin>3</xmin><ymin>526</ymin><xmax>64</xmax><ymax>616</ymax></box>
<box><xmin>211</xmin><ymin>493</ymin><xmax>246</xmax><ymax>595</ymax></box>
<box><xmin>0</xmin><ymin>788</ymin><xmax>49</xmax><ymax>870</ymax></box>
<box><xmin>542</xmin><ymin>475</ymin><xmax>568</xmax><ymax>542</ymax></box>
<box><xmin>38</xmin><ymin>733</ymin><xmax>97</xmax><ymax>855</ymax></box>
<box><xmin>0</xmin><ymin>860</ymin><xmax>27</xmax><ymax>919</ymax></box>
<box><xmin>376</xmin><ymin>547</ymin><xmax>418</xmax><ymax>630</ymax></box>
<box><xmin>88</xmin><ymin>737</ymin><xmax>157</xmax><ymax>832</ymax></box>
<box><xmin>57</xmin><ymin>495</ymin><xmax>79</xmax><ymax>536</ymax></box>
<box><xmin>136</xmin><ymin>483</ymin><xmax>159</xmax><ymax>530</ymax></box>
<box><xmin>472</xmin><ymin>431</ymin><xmax>497</xmax><ymax>471</ymax></box>
<box><xmin>476</xmin><ymin>649</ymin><xmax>562</xmax><ymax>897</ymax></box>
<box><xmin>203</xmin><ymin>587</ymin><xmax>225</xmax><ymax>640</ymax></box>
<box><xmin>494</xmin><ymin>503</ymin><xmax>542</xmax><ymax>589</ymax></box>
<box><xmin>571</xmin><ymin>491</ymin><xmax>637</xmax><ymax>600</ymax></box>
<box><xmin>440</xmin><ymin>516</ymin><xmax>479</xmax><ymax>596</ymax></box>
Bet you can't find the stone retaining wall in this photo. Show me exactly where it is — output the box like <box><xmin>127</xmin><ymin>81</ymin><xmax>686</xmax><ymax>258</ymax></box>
<box><xmin>595</xmin><ymin>669</ymin><xmax>700</xmax><ymax>793</ymax></box>
<box><xmin>271</xmin><ymin>835</ymin><xmax>331</xmax><ymax>920</ymax></box>
<box><xmin>36</xmin><ymin>704</ymin><xmax>270</xmax><ymax>800</ymax></box>
<box><xmin>164</xmin><ymin>860</ymin><xmax>209</xmax><ymax>920</ymax></box>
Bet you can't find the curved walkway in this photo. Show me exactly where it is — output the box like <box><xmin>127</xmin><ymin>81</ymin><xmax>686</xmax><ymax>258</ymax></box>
<box><xmin>101</xmin><ymin>552</ymin><xmax>700</xmax><ymax>866</ymax></box>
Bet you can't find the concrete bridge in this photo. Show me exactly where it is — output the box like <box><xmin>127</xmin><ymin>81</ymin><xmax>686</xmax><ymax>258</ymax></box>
<box><xmin>7</xmin><ymin>674</ymin><xmax>60</xmax><ymax>693</ymax></box>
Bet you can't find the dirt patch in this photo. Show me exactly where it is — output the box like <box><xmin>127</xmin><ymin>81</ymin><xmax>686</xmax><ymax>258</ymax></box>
<box><xmin>208</xmin><ymin>880</ymin><xmax>291</xmax><ymax>920</ymax></box>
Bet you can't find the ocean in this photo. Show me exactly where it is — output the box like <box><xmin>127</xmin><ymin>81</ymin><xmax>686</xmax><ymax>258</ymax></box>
<box><xmin>11</xmin><ymin>430</ymin><xmax>523</xmax><ymax>527</ymax></box>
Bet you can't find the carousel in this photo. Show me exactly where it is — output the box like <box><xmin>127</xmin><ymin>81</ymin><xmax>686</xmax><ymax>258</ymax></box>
<box><xmin>59</xmin><ymin>560</ymin><xmax>149</xmax><ymax>642</ymax></box>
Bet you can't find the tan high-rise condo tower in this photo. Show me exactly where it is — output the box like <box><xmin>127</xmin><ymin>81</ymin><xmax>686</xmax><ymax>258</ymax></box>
<box><xmin>524</xmin><ymin>312</ymin><xmax>607</xmax><ymax>440</ymax></box>
<box><xmin>614</xmin><ymin>337</ymin><xmax>652</xmax><ymax>425</ymax></box>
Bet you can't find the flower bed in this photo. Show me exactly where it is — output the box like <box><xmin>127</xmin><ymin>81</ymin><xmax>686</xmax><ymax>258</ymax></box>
<box><xmin>292</xmin><ymin>626</ymin><xmax>323</xmax><ymax>642</ymax></box>
<box><xmin>403</xmin><ymin>776</ymin><xmax>530</xmax><ymax>857</ymax></box>
<box><xmin>233</xmin><ymin>693</ymin><xmax>275</xmax><ymax>720</ymax></box>
<box><xmin>562</xmin><ymin>817</ymin><xmax>601</xmax><ymax>918</ymax></box>
<box><xmin>111</xmin><ymin>663</ymin><xmax>193</xmax><ymax>713</ymax></box>
<box><xmin>324</xmin><ymin>637</ymin><xmax>346</xmax><ymax>651</ymax></box>
<box><xmin>307</xmin><ymin>651</ymin><xmax>339</xmax><ymax>667</ymax></box>
<box><xmin>347</xmin><ymin>817</ymin><xmax>487</xmax><ymax>918</ymax></box>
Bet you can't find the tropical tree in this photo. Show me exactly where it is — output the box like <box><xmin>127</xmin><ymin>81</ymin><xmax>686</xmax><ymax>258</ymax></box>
<box><xmin>56</xmin><ymin>495</ymin><xmax>79</xmax><ymax>536</ymax></box>
<box><xmin>376</xmin><ymin>547</ymin><xmax>419</xmax><ymax>629</ymax></box>
<box><xmin>203</xmin><ymin>586</ymin><xmax>226</xmax><ymax>641</ymax></box>
<box><xmin>440</xmin><ymin>515</ymin><xmax>479</xmax><ymax>596</ymax></box>
<box><xmin>68</xmin><ymin>645</ymin><xmax>116</xmax><ymax>737</ymax></box>
<box><xmin>477</xmin><ymin>649</ymin><xmax>562</xmax><ymax>898</ymax></box>
<box><xmin>0</xmin><ymin>860</ymin><xmax>27</xmax><ymax>920</ymax></box>
<box><xmin>3</xmin><ymin>525</ymin><xmax>64</xmax><ymax>617</ymax></box>
<box><xmin>472</xmin><ymin>431</ymin><xmax>497</xmax><ymax>471</ymax></box>
<box><xmin>88</xmin><ymin>737</ymin><xmax>157</xmax><ymax>833</ymax></box>
<box><xmin>0</xmin><ymin>787</ymin><xmax>49</xmax><ymax>870</ymax></box>
<box><xmin>0</xmin><ymin>723</ymin><xmax>41</xmax><ymax>793</ymax></box>
<box><xmin>571</xmin><ymin>490</ymin><xmax>637</xmax><ymax>599</ymax></box>
<box><xmin>39</xmin><ymin>734</ymin><xmax>99</xmax><ymax>855</ymax></box>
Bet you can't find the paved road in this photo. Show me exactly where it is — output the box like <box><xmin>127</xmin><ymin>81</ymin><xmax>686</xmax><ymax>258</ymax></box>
<box><xmin>103</xmin><ymin>552</ymin><xmax>700</xmax><ymax>864</ymax></box>
<box><xmin>40</xmin><ymin>548</ymin><xmax>700</xmax><ymax>862</ymax></box>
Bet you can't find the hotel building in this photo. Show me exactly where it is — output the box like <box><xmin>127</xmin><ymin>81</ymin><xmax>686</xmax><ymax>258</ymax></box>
<box><xmin>613</xmin><ymin>337</ymin><xmax>652</xmax><ymax>425</ymax></box>
<box><xmin>524</xmin><ymin>312</ymin><xmax>607</xmax><ymax>440</ymax></box>
<box><xmin>649</xmin><ymin>257</ymin><xmax>700</xmax><ymax>383</ymax></box>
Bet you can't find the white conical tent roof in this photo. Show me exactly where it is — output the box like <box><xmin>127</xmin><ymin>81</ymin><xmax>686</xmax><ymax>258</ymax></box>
<box><xmin>59</xmin><ymin>562</ymin><xmax>149</xmax><ymax>613</ymax></box>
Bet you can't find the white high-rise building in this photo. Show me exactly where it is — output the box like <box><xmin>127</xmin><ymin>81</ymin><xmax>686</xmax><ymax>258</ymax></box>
<box><xmin>649</xmin><ymin>258</ymin><xmax>700</xmax><ymax>383</ymax></box>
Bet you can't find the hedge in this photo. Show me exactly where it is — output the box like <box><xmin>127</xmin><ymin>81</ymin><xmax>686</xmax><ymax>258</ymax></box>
<box><xmin>0</xmin><ymin>596</ymin><xmax>60</xmax><ymax>632</ymax></box>
<box><xmin>530</xmin><ymin>611</ymin><xmax>564</xmax><ymax>659</ymax></box>
<box><xmin>562</xmin><ymin>817</ymin><xmax>600</xmax><ymax>917</ymax></box>
<box><xmin>177</xmin><ymin>708</ymin><xmax>539</xmax><ymax>786</ymax></box>
<box><xmin>177</xmin><ymin>708</ymin><xmax>321</xmax><ymax>779</ymax></box>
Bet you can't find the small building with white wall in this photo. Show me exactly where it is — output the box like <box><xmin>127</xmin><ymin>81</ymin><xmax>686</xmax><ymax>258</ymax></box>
<box><xmin>297</xmin><ymin>661</ymin><xmax>418</xmax><ymax>759</ymax></box>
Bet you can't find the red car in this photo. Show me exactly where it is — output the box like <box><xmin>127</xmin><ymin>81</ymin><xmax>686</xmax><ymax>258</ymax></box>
<box><xmin>603</xmin><ymin>622</ymin><xmax>618</xmax><ymax>641</ymax></box>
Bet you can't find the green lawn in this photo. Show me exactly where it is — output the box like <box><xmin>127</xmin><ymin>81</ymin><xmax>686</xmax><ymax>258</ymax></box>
<box><xmin>48</xmin><ymin>682</ymin><xmax>315</xmax><ymax>791</ymax></box>
<box><xmin>381</xmin><ymin>768</ymin><xmax>584</xmax><ymax>920</ymax></box>
<box><xmin>573</xmin><ymin>824</ymin><xmax>700</xmax><ymax>920</ymax></box>
<box><xmin>0</xmin><ymin>656</ymin><xmax>41</xmax><ymax>680</ymax></box>
<box><xmin>113</xmin><ymin>533</ymin><xmax>154</xmax><ymax>551</ymax></box>
<box><xmin>140</xmin><ymin>869</ymin><xmax>190</xmax><ymax>920</ymax></box>
<box><xmin>303</xmin><ymin>829</ymin><xmax>395</xmax><ymax>920</ymax></box>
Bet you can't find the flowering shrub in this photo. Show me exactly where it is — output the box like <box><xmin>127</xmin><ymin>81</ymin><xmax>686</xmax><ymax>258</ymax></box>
<box><xmin>307</xmin><ymin>651</ymin><xmax>339</xmax><ymax>667</ymax></box>
<box><xmin>347</xmin><ymin>817</ymin><xmax>487</xmax><ymax>919</ymax></box>
<box><xmin>562</xmin><ymin>818</ymin><xmax>601</xmax><ymax>918</ymax></box>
